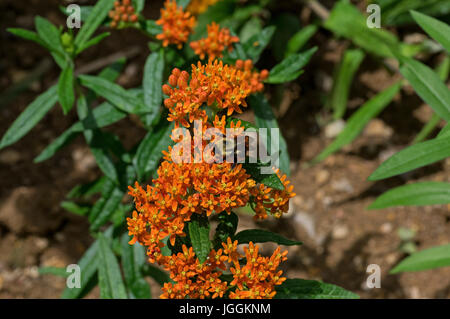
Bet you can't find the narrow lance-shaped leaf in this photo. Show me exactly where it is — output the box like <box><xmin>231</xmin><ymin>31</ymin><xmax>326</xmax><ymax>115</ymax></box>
<box><xmin>266</xmin><ymin>47</ymin><xmax>317</xmax><ymax>84</ymax></box>
<box><xmin>369</xmin><ymin>135</ymin><xmax>450</xmax><ymax>181</ymax></box>
<box><xmin>135</xmin><ymin>121</ymin><xmax>174</xmax><ymax>180</ymax></box>
<box><xmin>77</xmin><ymin>96</ymin><xmax>119</xmax><ymax>182</ymax></box>
<box><xmin>98</xmin><ymin>234</ymin><xmax>128</xmax><ymax>299</ymax></box>
<box><xmin>121</xmin><ymin>234</ymin><xmax>151</xmax><ymax>299</ymax></box>
<box><xmin>410</xmin><ymin>10</ymin><xmax>450</xmax><ymax>53</ymax></box>
<box><xmin>234</xmin><ymin>229</ymin><xmax>302</xmax><ymax>246</ymax></box>
<box><xmin>74</xmin><ymin>0</ymin><xmax>114</xmax><ymax>50</ymax></box>
<box><xmin>390</xmin><ymin>244</ymin><xmax>450</xmax><ymax>273</ymax></box>
<box><xmin>285</xmin><ymin>25</ymin><xmax>318</xmax><ymax>57</ymax></box>
<box><xmin>329</xmin><ymin>49</ymin><xmax>365</xmax><ymax>119</ymax></box>
<box><xmin>313</xmin><ymin>82</ymin><xmax>401</xmax><ymax>163</ymax></box>
<box><xmin>89</xmin><ymin>177</ymin><xmax>124</xmax><ymax>232</ymax></box>
<box><xmin>7</xmin><ymin>28</ymin><xmax>48</xmax><ymax>49</ymax></box>
<box><xmin>35</xmin><ymin>16</ymin><xmax>64</xmax><ymax>55</ymax></box>
<box><xmin>61</xmin><ymin>227</ymin><xmax>113</xmax><ymax>299</ymax></box>
<box><xmin>369</xmin><ymin>182</ymin><xmax>450</xmax><ymax>209</ymax></box>
<box><xmin>143</xmin><ymin>49</ymin><xmax>164</xmax><ymax>126</ymax></box>
<box><xmin>0</xmin><ymin>85</ymin><xmax>58</xmax><ymax>150</ymax></box>
<box><xmin>79</xmin><ymin>75</ymin><xmax>146</xmax><ymax>114</ymax></box>
<box><xmin>34</xmin><ymin>102</ymin><xmax>126</xmax><ymax>163</ymax></box>
<box><xmin>58</xmin><ymin>64</ymin><xmax>75</xmax><ymax>114</ymax></box>
<box><xmin>243</xmin><ymin>26</ymin><xmax>276</xmax><ymax>63</ymax></box>
<box><xmin>249</xmin><ymin>93</ymin><xmax>291</xmax><ymax>176</ymax></box>
<box><xmin>188</xmin><ymin>214</ymin><xmax>211</xmax><ymax>264</ymax></box>
<box><xmin>399</xmin><ymin>56</ymin><xmax>450</xmax><ymax>121</ymax></box>
<box><xmin>76</xmin><ymin>32</ymin><xmax>110</xmax><ymax>55</ymax></box>
<box><xmin>275</xmin><ymin>279</ymin><xmax>359</xmax><ymax>299</ymax></box>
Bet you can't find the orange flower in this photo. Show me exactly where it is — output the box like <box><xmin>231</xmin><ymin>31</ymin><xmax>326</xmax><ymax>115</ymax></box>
<box><xmin>156</xmin><ymin>0</ymin><xmax>196</xmax><ymax>48</ymax></box>
<box><xmin>190</xmin><ymin>22</ymin><xmax>239</xmax><ymax>60</ymax></box>
<box><xmin>163</xmin><ymin>59</ymin><xmax>268</xmax><ymax>127</ymax></box>
<box><xmin>109</xmin><ymin>0</ymin><xmax>138</xmax><ymax>28</ymax></box>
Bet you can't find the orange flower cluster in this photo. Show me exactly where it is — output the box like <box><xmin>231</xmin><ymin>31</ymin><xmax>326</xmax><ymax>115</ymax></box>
<box><xmin>156</xmin><ymin>0</ymin><xmax>196</xmax><ymax>49</ymax></box>
<box><xmin>229</xmin><ymin>241</ymin><xmax>287</xmax><ymax>298</ymax></box>
<box><xmin>162</xmin><ymin>59</ymin><xmax>269</xmax><ymax>127</ymax></box>
<box><xmin>128</xmin><ymin>151</ymin><xmax>255</xmax><ymax>251</ymax></box>
<box><xmin>190</xmin><ymin>22</ymin><xmax>239</xmax><ymax>60</ymax></box>
<box><xmin>109</xmin><ymin>0</ymin><xmax>138</xmax><ymax>28</ymax></box>
<box><xmin>252</xmin><ymin>168</ymin><xmax>296</xmax><ymax>220</ymax></box>
<box><xmin>152</xmin><ymin>237</ymin><xmax>286</xmax><ymax>299</ymax></box>
<box><xmin>186</xmin><ymin>0</ymin><xmax>220</xmax><ymax>15</ymax></box>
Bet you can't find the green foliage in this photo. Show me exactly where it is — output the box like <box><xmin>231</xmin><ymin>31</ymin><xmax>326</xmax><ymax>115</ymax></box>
<box><xmin>390</xmin><ymin>244</ymin><xmax>450</xmax><ymax>273</ymax></box>
<box><xmin>369</xmin><ymin>135</ymin><xmax>450</xmax><ymax>181</ymax></box>
<box><xmin>368</xmin><ymin>182</ymin><xmax>450</xmax><ymax>209</ymax></box>
<box><xmin>314</xmin><ymin>82</ymin><xmax>401</xmax><ymax>163</ymax></box>
<box><xmin>98</xmin><ymin>234</ymin><xmax>128</xmax><ymax>299</ymax></box>
<box><xmin>275</xmin><ymin>279</ymin><xmax>359</xmax><ymax>299</ymax></box>
<box><xmin>265</xmin><ymin>47</ymin><xmax>317</xmax><ymax>84</ymax></box>
<box><xmin>328</xmin><ymin>49</ymin><xmax>365</xmax><ymax>119</ymax></box>
<box><xmin>234</xmin><ymin>229</ymin><xmax>302</xmax><ymax>246</ymax></box>
<box><xmin>188</xmin><ymin>214</ymin><xmax>211</xmax><ymax>264</ymax></box>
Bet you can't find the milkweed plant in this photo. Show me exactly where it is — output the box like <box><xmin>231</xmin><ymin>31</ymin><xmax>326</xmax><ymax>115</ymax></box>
<box><xmin>2</xmin><ymin>0</ymin><xmax>449</xmax><ymax>299</ymax></box>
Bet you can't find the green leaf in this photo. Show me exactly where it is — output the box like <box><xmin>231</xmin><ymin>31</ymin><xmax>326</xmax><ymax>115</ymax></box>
<box><xmin>412</xmin><ymin>113</ymin><xmax>441</xmax><ymax>144</ymax></box>
<box><xmin>58</xmin><ymin>65</ymin><xmax>75</xmax><ymax>114</ymax></box>
<box><xmin>0</xmin><ymin>85</ymin><xmax>58</xmax><ymax>150</ymax></box>
<box><xmin>188</xmin><ymin>214</ymin><xmax>211</xmax><ymax>264</ymax></box>
<box><xmin>133</xmin><ymin>0</ymin><xmax>145</xmax><ymax>12</ymax></box>
<box><xmin>7</xmin><ymin>28</ymin><xmax>47</xmax><ymax>48</ymax></box>
<box><xmin>61</xmin><ymin>227</ymin><xmax>113</xmax><ymax>299</ymax></box>
<box><xmin>313</xmin><ymin>82</ymin><xmax>401</xmax><ymax>163</ymax></box>
<box><xmin>79</xmin><ymin>75</ymin><xmax>146</xmax><ymax>114</ymax></box>
<box><xmin>77</xmin><ymin>96</ymin><xmax>119</xmax><ymax>182</ymax></box>
<box><xmin>135</xmin><ymin>121</ymin><xmax>174</xmax><ymax>180</ymax></box>
<box><xmin>438</xmin><ymin>123</ymin><xmax>450</xmax><ymax>138</ymax></box>
<box><xmin>98</xmin><ymin>234</ymin><xmax>128</xmax><ymax>299</ymax></box>
<box><xmin>329</xmin><ymin>49</ymin><xmax>365</xmax><ymax>119</ymax></box>
<box><xmin>74</xmin><ymin>0</ymin><xmax>114</xmax><ymax>50</ymax></box>
<box><xmin>76</xmin><ymin>32</ymin><xmax>110</xmax><ymax>55</ymax></box>
<box><xmin>60</xmin><ymin>201</ymin><xmax>91</xmax><ymax>216</ymax></box>
<box><xmin>391</xmin><ymin>244</ymin><xmax>450</xmax><ymax>273</ymax></box>
<box><xmin>121</xmin><ymin>234</ymin><xmax>151</xmax><ymax>299</ymax></box>
<box><xmin>399</xmin><ymin>57</ymin><xmax>450</xmax><ymax>121</ymax></box>
<box><xmin>275</xmin><ymin>279</ymin><xmax>359</xmax><ymax>299</ymax></box>
<box><xmin>35</xmin><ymin>16</ymin><xmax>64</xmax><ymax>55</ymax></box>
<box><xmin>242</xmin><ymin>162</ymin><xmax>284</xmax><ymax>190</ymax></box>
<box><xmin>324</xmin><ymin>1</ymin><xmax>410</xmax><ymax>58</ymax></box>
<box><xmin>243</xmin><ymin>26</ymin><xmax>276</xmax><ymax>63</ymax></box>
<box><xmin>266</xmin><ymin>47</ymin><xmax>317</xmax><ymax>84</ymax></box>
<box><xmin>39</xmin><ymin>266</ymin><xmax>69</xmax><ymax>278</ymax></box>
<box><xmin>369</xmin><ymin>182</ymin><xmax>450</xmax><ymax>209</ymax></box>
<box><xmin>89</xmin><ymin>179</ymin><xmax>124</xmax><ymax>232</ymax></box>
<box><xmin>410</xmin><ymin>10</ymin><xmax>450</xmax><ymax>53</ymax></box>
<box><xmin>249</xmin><ymin>94</ymin><xmax>291</xmax><ymax>176</ymax></box>
<box><xmin>142</xmin><ymin>20</ymin><xmax>163</xmax><ymax>37</ymax></box>
<box><xmin>34</xmin><ymin>102</ymin><xmax>126</xmax><ymax>163</ymax></box>
<box><xmin>369</xmin><ymin>135</ymin><xmax>450</xmax><ymax>181</ymax></box>
<box><xmin>213</xmin><ymin>211</ymin><xmax>238</xmax><ymax>249</ymax></box>
<box><xmin>234</xmin><ymin>229</ymin><xmax>302</xmax><ymax>246</ymax></box>
<box><xmin>143</xmin><ymin>50</ymin><xmax>164</xmax><ymax>126</ymax></box>
<box><xmin>285</xmin><ymin>25</ymin><xmax>318</xmax><ymax>57</ymax></box>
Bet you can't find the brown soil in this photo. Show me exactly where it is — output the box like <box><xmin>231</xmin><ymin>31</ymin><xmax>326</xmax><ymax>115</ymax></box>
<box><xmin>1</xmin><ymin>0</ymin><xmax>449</xmax><ymax>299</ymax></box>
